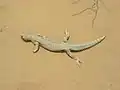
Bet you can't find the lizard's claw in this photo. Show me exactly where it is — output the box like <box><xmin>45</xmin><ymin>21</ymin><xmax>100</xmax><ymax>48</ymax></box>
<box><xmin>75</xmin><ymin>57</ymin><xmax>84</xmax><ymax>67</ymax></box>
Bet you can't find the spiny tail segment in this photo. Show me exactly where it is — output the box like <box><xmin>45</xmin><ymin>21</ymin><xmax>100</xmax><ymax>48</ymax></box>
<box><xmin>70</xmin><ymin>36</ymin><xmax>106</xmax><ymax>51</ymax></box>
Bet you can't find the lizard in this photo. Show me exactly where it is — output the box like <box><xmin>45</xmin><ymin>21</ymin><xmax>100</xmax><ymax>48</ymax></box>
<box><xmin>21</xmin><ymin>29</ymin><xmax>106</xmax><ymax>67</ymax></box>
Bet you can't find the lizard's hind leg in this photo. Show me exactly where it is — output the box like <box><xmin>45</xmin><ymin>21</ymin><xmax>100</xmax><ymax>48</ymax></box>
<box><xmin>65</xmin><ymin>49</ymin><xmax>84</xmax><ymax>67</ymax></box>
<box><xmin>63</xmin><ymin>28</ymin><xmax>70</xmax><ymax>43</ymax></box>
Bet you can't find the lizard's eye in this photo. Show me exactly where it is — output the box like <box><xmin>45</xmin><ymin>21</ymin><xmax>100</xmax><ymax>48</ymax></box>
<box><xmin>21</xmin><ymin>35</ymin><xmax>24</xmax><ymax>39</ymax></box>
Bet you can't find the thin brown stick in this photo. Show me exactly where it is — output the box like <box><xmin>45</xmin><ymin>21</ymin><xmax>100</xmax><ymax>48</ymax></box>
<box><xmin>72</xmin><ymin>0</ymin><xmax>100</xmax><ymax>28</ymax></box>
<box><xmin>72</xmin><ymin>8</ymin><xmax>92</xmax><ymax>16</ymax></box>
<box><xmin>92</xmin><ymin>10</ymin><xmax>98</xmax><ymax>28</ymax></box>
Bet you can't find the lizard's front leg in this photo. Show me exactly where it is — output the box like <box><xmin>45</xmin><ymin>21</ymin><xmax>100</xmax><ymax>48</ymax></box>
<box><xmin>32</xmin><ymin>41</ymin><xmax>40</xmax><ymax>53</ymax></box>
<box><xmin>65</xmin><ymin>49</ymin><xmax>84</xmax><ymax>67</ymax></box>
<box><xmin>63</xmin><ymin>28</ymin><xmax>70</xmax><ymax>43</ymax></box>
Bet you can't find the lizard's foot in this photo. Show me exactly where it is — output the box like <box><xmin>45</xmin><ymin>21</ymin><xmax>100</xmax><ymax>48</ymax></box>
<box><xmin>32</xmin><ymin>41</ymin><xmax>40</xmax><ymax>53</ymax></box>
<box><xmin>75</xmin><ymin>57</ymin><xmax>84</xmax><ymax>67</ymax></box>
<box><xmin>33</xmin><ymin>47</ymin><xmax>39</xmax><ymax>53</ymax></box>
<box><xmin>65</xmin><ymin>50</ymin><xmax>84</xmax><ymax>67</ymax></box>
<box><xmin>63</xmin><ymin>28</ymin><xmax>70</xmax><ymax>43</ymax></box>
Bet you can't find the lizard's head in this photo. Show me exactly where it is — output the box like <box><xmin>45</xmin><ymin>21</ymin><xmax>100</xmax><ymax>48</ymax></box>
<box><xmin>21</xmin><ymin>33</ymin><xmax>33</xmax><ymax>42</ymax></box>
<box><xmin>21</xmin><ymin>33</ymin><xmax>48</xmax><ymax>43</ymax></box>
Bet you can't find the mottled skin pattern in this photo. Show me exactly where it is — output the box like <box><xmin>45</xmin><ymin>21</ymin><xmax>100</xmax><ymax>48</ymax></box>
<box><xmin>21</xmin><ymin>29</ymin><xmax>106</xmax><ymax>67</ymax></box>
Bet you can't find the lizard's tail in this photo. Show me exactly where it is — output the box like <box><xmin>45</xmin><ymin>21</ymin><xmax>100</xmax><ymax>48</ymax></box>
<box><xmin>69</xmin><ymin>36</ymin><xmax>106</xmax><ymax>52</ymax></box>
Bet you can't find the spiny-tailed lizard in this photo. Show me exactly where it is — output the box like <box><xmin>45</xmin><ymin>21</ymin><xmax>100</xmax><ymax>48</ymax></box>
<box><xmin>21</xmin><ymin>29</ymin><xmax>106</xmax><ymax>67</ymax></box>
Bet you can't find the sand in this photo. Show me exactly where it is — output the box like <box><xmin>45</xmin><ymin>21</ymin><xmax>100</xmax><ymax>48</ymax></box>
<box><xmin>0</xmin><ymin>0</ymin><xmax>120</xmax><ymax>90</ymax></box>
